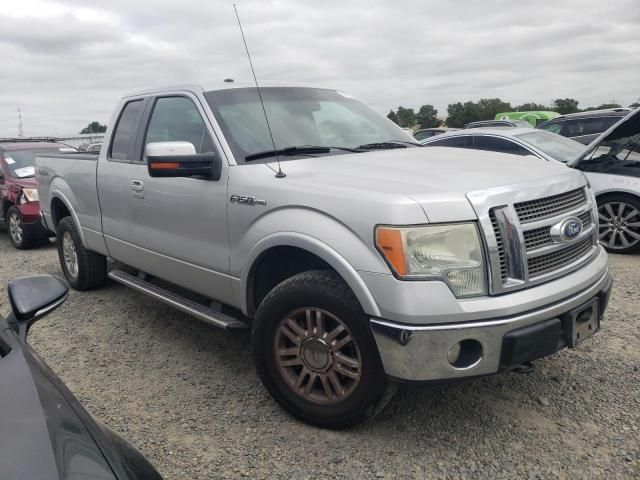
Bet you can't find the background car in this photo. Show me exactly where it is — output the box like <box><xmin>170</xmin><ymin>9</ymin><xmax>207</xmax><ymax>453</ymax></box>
<box><xmin>421</xmin><ymin>120</ymin><xmax>640</xmax><ymax>253</ymax></box>
<box><xmin>494</xmin><ymin>111</ymin><xmax>560</xmax><ymax>127</ymax></box>
<box><xmin>1</xmin><ymin>274</ymin><xmax>163</xmax><ymax>480</ymax></box>
<box><xmin>413</xmin><ymin>127</ymin><xmax>459</xmax><ymax>141</ymax></box>
<box><xmin>536</xmin><ymin>108</ymin><xmax>632</xmax><ymax>145</ymax></box>
<box><xmin>87</xmin><ymin>142</ymin><xmax>102</xmax><ymax>152</ymax></box>
<box><xmin>0</xmin><ymin>138</ymin><xmax>75</xmax><ymax>249</ymax></box>
<box><xmin>464</xmin><ymin>119</ymin><xmax>531</xmax><ymax>129</ymax></box>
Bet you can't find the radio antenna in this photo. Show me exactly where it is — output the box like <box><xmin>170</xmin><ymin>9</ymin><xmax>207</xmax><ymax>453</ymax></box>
<box><xmin>233</xmin><ymin>3</ymin><xmax>285</xmax><ymax>178</ymax></box>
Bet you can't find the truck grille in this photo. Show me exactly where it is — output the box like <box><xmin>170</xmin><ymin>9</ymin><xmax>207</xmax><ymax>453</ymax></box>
<box><xmin>514</xmin><ymin>188</ymin><xmax>587</xmax><ymax>223</ymax></box>
<box><xmin>484</xmin><ymin>186</ymin><xmax>596</xmax><ymax>293</ymax></box>
<box><xmin>523</xmin><ymin>210</ymin><xmax>592</xmax><ymax>250</ymax></box>
<box><xmin>527</xmin><ymin>238</ymin><xmax>593</xmax><ymax>277</ymax></box>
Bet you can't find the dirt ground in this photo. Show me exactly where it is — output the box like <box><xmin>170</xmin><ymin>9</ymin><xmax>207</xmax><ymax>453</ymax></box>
<box><xmin>0</xmin><ymin>228</ymin><xmax>638</xmax><ymax>479</ymax></box>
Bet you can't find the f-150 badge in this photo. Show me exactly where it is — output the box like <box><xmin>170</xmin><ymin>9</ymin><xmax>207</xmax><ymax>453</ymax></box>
<box><xmin>230</xmin><ymin>194</ymin><xmax>267</xmax><ymax>206</ymax></box>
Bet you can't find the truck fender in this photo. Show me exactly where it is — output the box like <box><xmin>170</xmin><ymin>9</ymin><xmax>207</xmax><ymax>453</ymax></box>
<box><xmin>240</xmin><ymin>232</ymin><xmax>381</xmax><ymax>318</ymax></box>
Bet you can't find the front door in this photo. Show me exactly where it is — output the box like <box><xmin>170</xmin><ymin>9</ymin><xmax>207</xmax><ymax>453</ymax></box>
<box><xmin>126</xmin><ymin>94</ymin><xmax>233</xmax><ymax>304</ymax></box>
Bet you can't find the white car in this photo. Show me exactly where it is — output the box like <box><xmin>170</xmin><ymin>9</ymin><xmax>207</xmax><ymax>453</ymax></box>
<box><xmin>421</xmin><ymin>110</ymin><xmax>640</xmax><ymax>254</ymax></box>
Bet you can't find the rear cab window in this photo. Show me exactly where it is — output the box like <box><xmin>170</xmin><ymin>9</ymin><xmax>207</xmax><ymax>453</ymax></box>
<box><xmin>110</xmin><ymin>100</ymin><xmax>144</xmax><ymax>161</ymax></box>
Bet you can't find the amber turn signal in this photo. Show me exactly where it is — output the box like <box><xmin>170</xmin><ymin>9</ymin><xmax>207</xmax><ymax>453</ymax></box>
<box><xmin>375</xmin><ymin>227</ymin><xmax>407</xmax><ymax>276</ymax></box>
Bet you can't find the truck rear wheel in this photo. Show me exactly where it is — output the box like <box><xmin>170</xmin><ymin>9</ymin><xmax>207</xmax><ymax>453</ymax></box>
<box><xmin>252</xmin><ymin>270</ymin><xmax>397</xmax><ymax>428</ymax></box>
<box><xmin>56</xmin><ymin>217</ymin><xmax>107</xmax><ymax>290</ymax></box>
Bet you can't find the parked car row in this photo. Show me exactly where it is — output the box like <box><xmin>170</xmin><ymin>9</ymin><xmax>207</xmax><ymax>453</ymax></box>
<box><xmin>420</xmin><ymin>109</ymin><xmax>640</xmax><ymax>254</ymax></box>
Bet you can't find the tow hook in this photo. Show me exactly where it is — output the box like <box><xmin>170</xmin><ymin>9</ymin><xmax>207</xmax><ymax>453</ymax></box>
<box><xmin>513</xmin><ymin>361</ymin><xmax>535</xmax><ymax>374</ymax></box>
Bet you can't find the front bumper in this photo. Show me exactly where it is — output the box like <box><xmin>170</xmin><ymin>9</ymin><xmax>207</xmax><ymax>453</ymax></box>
<box><xmin>371</xmin><ymin>269</ymin><xmax>613</xmax><ymax>382</ymax></box>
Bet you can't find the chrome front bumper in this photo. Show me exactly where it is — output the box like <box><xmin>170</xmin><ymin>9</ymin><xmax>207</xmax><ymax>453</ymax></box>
<box><xmin>371</xmin><ymin>269</ymin><xmax>613</xmax><ymax>382</ymax></box>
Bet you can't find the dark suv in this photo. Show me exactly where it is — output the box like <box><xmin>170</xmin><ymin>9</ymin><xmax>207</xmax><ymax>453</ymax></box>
<box><xmin>0</xmin><ymin>138</ymin><xmax>74</xmax><ymax>249</ymax></box>
<box><xmin>537</xmin><ymin>108</ymin><xmax>631</xmax><ymax>145</ymax></box>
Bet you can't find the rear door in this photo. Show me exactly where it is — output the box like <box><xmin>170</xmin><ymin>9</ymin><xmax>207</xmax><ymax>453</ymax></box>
<box><xmin>98</xmin><ymin>98</ymin><xmax>147</xmax><ymax>258</ymax></box>
<box><xmin>125</xmin><ymin>93</ymin><xmax>233</xmax><ymax>304</ymax></box>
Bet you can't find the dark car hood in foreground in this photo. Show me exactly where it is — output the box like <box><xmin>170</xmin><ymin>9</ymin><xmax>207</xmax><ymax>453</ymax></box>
<box><xmin>0</xmin><ymin>320</ymin><xmax>162</xmax><ymax>480</ymax></box>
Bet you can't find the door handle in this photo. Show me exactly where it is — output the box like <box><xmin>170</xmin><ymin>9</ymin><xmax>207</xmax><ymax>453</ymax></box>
<box><xmin>130</xmin><ymin>180</ymin><xmax>144</xmax><ymax>198</ymax></box>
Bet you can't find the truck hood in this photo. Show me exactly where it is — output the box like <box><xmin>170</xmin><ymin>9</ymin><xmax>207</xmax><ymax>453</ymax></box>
<box><xmin>273</xmin><ymin>146</ymin><xmax>575</xmax><ymax>221</ymax></box>
<box><xmin>571</xmin><ymin>107</ymin><xmax>640</xmax><ymax>166</ymax></box>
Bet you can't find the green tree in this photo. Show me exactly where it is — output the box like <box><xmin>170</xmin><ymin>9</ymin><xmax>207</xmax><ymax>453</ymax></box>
<box><xmin>395</xmin><ymin>106</ymin><xmax>416</xmax><ymax>129</ymax></box>
<box><xmin>553</xmin><ymin>98</ymin><xmax>580</xmax><ymax>115</ymax></box>
<box><xmin>515</xmin><ymin>102</ymin><xmax>548</xmax><ymax>112</ymax></box>
<box><xmin>415</xmin><ymin>104</ymin><xmax>441</xmax><ymax>129</ymax></box>
<box><xmin>387</xmin><ymin>110</ymin><xmax>398</xmax><ymax>124</ymax></box>
<box><xmin>477</xmin><ymin>98</ymin><xmax>512</xmax><ymax>120</ymax></box>
<box><xmin>630</xmin><ymin>102</ymin><xmax>640</xmax><ymax>109</ymax></box>
<box><xmin>446</xmin><ymin>101</ymin><xmax>482</xmax><ymax>128</ymax></box>
<box><xmin>80</xmin><ymin>121</ymin><xmax>107</xmax><ymax>134</ymax></box>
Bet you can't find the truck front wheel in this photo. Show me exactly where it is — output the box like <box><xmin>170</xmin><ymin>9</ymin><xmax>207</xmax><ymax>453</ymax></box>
<box><xmin>252</xmin><ymin>270</ymin><xmax>397</xmax><ymax>428</ymax></box>
<box><xmin>56</xmin><ymin>217</ymin><xmax>107</xmax><ymax>290</ymax></box>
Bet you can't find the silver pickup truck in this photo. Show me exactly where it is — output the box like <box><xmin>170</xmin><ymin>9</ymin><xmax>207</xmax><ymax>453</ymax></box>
<box><xmin>36</xmin><ymin>83</ymin><xmax>613</xmax><ymax>428</ymax></box>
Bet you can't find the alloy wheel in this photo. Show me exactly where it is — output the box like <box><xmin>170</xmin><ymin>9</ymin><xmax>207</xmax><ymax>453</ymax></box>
<box><xmin>62</xmin><ymin>231</ymin><xmax>79</xmax><ymax>278</ymax></box>
<box><xmin>598</xmin><ymin>201</ymin><xmax>640</xmax><ymax>251</ymax></box>
<box><xmin>274</xmin><ymin>308</ymin><xmax>362</xmax><ymax>405</ymax></box>
<box><xmin>8</xmin><ymin>211</ymin><xmax>23</xmax><ymax>245</ymax></box>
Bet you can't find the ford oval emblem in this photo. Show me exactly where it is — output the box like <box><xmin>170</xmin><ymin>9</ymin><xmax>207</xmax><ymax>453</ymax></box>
<box><xmin>560</xmin><ymin>217</ymin><xmax>583</xmax><ymax>241</ymax></box>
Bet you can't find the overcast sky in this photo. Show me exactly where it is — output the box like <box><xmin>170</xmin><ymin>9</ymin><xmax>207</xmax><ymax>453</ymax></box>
<box><xmin>1</xmin><ymin>0</ymin><xmax>638</xmax><ymax>136</ymax></box>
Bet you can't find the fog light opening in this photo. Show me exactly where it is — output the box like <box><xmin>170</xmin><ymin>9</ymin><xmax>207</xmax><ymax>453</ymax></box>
<box><xmin>448</xmin><ymin>339</ymin><xmax>483</xmax><ymax>369</ymax></box>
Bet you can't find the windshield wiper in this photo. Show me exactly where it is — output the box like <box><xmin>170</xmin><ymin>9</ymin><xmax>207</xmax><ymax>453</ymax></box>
<box><xmin>245</xmin><ymin>145</ymin><xmax>361</xmax><ymax>162</ymax></box>
<box><xmin>355</xmin><ymin>140</ymin><xmax>424</xmax><ymax>150</ymax></box>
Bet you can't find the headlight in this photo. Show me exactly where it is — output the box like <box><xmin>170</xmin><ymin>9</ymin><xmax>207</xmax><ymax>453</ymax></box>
<box><xmin>21</xmin><ymin>188</ymin><xmax>39</xmax><ymax>202</ymax></box>
<box><xmin>375</xmin><ymin>223</ymin><xmax>487</xmax><ymax>297</ymax></box>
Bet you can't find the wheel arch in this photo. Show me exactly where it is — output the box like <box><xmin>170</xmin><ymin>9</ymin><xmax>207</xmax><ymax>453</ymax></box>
<box><xmin>242</xmin><ymin>233</ymin><xmax>380</xmax><ymax>319</ymax></box>
<box><xmin>49</xmin><ymin>192</ymin><xmax>86</xmax><ymax>246</ymax></box>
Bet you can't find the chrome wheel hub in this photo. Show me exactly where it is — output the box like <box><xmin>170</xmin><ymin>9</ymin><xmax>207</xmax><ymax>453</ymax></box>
<box><xmin>598</xmin><ymin>201</ymin><xmax>640</xmax><ymax>250</ymax></box>
<box><xmin>8</xmin><ymin>212</ymin><xmax>22</xmax><ymax>244</ymax></box>
<box><xmin>274</xmin><ymin>308</ymin><xmax>362</xmax><ymax>405</ymax></box>
<box><xmin>62</xmin><ymin>232</ymin><xmax>79</xmax><ymax>278</ymax></box>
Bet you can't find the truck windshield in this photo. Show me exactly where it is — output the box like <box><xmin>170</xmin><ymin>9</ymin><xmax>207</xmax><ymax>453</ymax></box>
<box><xmin>2</xmin><ymin>147</ymin><xmax>69</xmax><ymax>178</ymax></box>
<box><xmin>204</xmin><ymin>87</ymin><xmax>414</xmax><ymax>163</ymax></box>
<box><xmin>514</xmin><ymin>131</ymin><xmax>586</xmax><ymax>163</ymax></box>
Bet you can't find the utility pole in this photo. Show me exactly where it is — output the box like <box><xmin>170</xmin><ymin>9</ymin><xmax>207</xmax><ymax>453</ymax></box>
<box><xmin>17</xmin><ymin>106</ymin><xmax>24</xmax><ymax>137</ymax></box>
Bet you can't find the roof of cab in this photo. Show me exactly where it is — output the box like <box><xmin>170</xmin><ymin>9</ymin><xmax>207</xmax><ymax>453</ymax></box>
<box><xmin>123</xmin><ymin>81</ymin><xmax>327</xmax><ymax>99</ymax></box>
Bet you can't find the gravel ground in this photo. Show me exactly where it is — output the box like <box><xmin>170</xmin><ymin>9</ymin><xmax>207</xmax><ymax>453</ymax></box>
<box><xmin>0</xmin><ymin>227</ymin><xmax>638</xmax><ymax>479</ymax></box>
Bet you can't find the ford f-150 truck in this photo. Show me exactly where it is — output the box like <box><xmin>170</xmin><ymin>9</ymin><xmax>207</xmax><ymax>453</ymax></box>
<box><xmin>35</xmin><ymin>83</ymin><xmax>613</xmax><ymax>428</ymax></box>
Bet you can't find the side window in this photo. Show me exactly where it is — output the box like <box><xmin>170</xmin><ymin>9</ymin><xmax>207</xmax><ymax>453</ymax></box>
<box><xmin>539</xmin><ymin>121</ymin><xmax>563</xmax><ymax>134</ymax></box>
<box><xmin>144</xmin><ymin>97</ymin><xmax>214</xmax><ymax>159</ymax></box>
<box><xmin>425</xmin><ymin>136</ymin><xmax>470</xmax><ymax>148</ymax></box>
<box><xmin>110</xmin><ymin>100</ymin><xmax>143</xmax><ymax>160</ymax></box>
<box><xmin>473</xmin><ymin>136</ymin><xmax>530</xmax><ymax>155</ymax></box>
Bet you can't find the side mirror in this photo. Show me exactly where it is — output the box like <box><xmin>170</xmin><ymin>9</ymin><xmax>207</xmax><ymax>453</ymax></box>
<box><xmin>8</xmin><ymin>275</ymin><xmax>68</xmax><ymax>339</ymax></box>
<box><xmin>145</xmin><ymin>141</ymin><xmax>221</xmax><ymax>180</ymax></box>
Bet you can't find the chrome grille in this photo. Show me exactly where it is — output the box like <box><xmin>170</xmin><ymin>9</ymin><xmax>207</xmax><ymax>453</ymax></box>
<box><xmin>489</xmin><ymin>210</ymin><xmax>507</xmax><ymax>282</ymax></box>
<box><xmin>523</xmin><ymin>210</ymin><xmax>593</xmax><ymax>251</ymax></box>
<box><xmin>514</xmin><ymin>188</ymin><xmax>587</xmax><ymax>223</ymax></box>
<box><xmin>527</xmin><ymin>238</ymin><xmax>593</xmax><ymax>278</ymax></box>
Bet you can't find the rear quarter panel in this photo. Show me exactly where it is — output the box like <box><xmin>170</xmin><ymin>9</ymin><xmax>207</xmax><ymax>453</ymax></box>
<box><xmin>35</xmin><ymin>153</ymin><xmax>107</xmax><ymax>254</ymax></box>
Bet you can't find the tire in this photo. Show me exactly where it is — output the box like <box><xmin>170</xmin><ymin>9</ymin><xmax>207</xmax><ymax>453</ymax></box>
<box><xmin>252</xmin><ymin>270</ymin><xmax>397</xmax><ymax>429</ymax></box>
<box><xmin>6</xmin><ymin>206</ymin><xmax>36</xmax><ymax>250</ymax></box>
<box><xmin>597</xmin><ymin>193</ymin><xmax>640</xmax><ymax>254</ymax></box>
<box><xmin>56</xmin><ymin>216</ymin><xmax>107</xmax><ymax>290</ymax></box>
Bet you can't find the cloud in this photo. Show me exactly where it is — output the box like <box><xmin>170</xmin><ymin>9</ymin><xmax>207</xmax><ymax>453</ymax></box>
<box><xmin>1</xmin><ymin>0</ymin><xmax>638</xmax><ymax>135</ymax></box>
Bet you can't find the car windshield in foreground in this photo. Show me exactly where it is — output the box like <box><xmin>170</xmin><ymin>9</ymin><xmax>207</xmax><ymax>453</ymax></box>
<box><xmin>2</xmin><ymin>147</ymin><xmax>69</xmax><ymax>178</ymax></box>
<box><xmin>514</xmin><ymin>131</ymin><xmax>586</xmax><ymax>163</ymax></box>
<box><xmin>204</xmin><ymin>87</ymin><xmax>416</xmax><ymax>163</ymax></box>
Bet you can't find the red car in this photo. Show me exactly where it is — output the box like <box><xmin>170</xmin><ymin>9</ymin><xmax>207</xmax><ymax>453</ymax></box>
<box><xmin>0</xmin><ymin>139</ymin><xmax>75</xmax><ymax>249</ymax></box>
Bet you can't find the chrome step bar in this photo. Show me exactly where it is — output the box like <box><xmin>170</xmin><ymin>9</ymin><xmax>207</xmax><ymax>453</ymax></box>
<box><xmin>107</xmin><ymin>269</ymin><xmax>248</xmax><ymax>330</ymax></box>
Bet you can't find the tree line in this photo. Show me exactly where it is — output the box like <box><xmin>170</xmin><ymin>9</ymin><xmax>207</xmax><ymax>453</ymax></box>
<box><xmin>388</xmin><ymin>98</ymin><xmax>640</xmax><ymax>129</ymax></box>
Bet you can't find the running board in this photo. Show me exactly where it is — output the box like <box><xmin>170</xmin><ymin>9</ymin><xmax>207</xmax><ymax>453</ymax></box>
<box><xmin>107</xmin><ymin>269</ymin><xmax>248</xmax><ymax>330</ymax></box>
